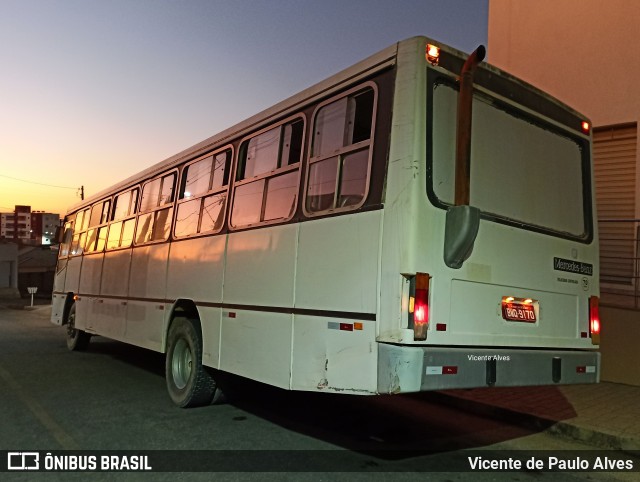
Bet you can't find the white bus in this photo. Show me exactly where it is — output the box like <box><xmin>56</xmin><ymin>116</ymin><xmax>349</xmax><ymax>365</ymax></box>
<box><xmin>52</xmin><ymin>36</ymin><xmax>600</xmax><ymax>407</ymax></box>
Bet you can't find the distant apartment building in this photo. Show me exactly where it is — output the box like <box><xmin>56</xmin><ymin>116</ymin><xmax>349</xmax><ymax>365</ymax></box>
<box><xmin>0</xmin><ymin>205</ymin><xmax>60</xmax><ymax>245</ymax></box>
<box><xmin>488</xmin><ymin>0</ymin><xmax>640</xmax><ymax>292</ymax></box>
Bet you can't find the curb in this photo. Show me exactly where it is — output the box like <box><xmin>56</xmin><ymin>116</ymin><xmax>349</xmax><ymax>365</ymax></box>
<box><xmin>430</xmin><ymin>391</ymin><xmax>640</xmax><ymax>453</ymax></box>
<box><xmin>546</xmin><ymin>422</ymin><xmax>640</xmax><ymax>453</ymax></box>
<box><xmin>0</xmin><ymin>303</ymin><xmax>52</xmax><ymax>311</ymax></box>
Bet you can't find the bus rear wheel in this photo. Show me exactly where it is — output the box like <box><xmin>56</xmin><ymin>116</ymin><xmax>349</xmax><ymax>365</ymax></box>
<box><xmin>66</xmin><ymin>303</ymin><xmax>90</xmax><ymax>351</ymax></box>
<box><xmin>166</xmin><ymin>317</ymin><xmax>219</xmax><ymax>408</ymax></box>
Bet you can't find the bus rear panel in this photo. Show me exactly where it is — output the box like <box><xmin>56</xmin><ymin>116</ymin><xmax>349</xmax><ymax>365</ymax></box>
<box><xmin>376</xmin><ymin>37</ymin><xmax>599</xmax><ymax>394</ymax></box>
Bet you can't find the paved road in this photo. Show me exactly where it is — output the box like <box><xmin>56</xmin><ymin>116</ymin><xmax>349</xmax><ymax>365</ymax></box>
<box><xmin>0</xmin><ymin>305</ymin><xmax>636</xmax><ymax>481</ymax></box>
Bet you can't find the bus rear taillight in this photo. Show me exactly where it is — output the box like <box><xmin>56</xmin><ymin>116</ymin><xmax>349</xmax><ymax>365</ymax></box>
<box><xmin>589</xmin><ymin>296</ymin><xmax>600</xmax><ymax>345</ymax></box>
<box><xmin>410</xmin><ymin>273</ymin><xmax>430</xmax><ymax>341</ymax></box>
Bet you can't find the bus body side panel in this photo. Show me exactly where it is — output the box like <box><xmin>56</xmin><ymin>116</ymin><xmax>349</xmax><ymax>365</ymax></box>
<box><xmin>126</xmin><ymin>243</ymin><xmax>170</xmax><ymax>352</ymax></box>
<box><xmin>377</xmin><ymin>37</ymin><xmax>428</xmax><ymax>343</ymax></box>
<box><xmin>63</xmin><ymin>256</ymin><xmax>84</xmax><ymax>329</ymax></box>
<box><xmin>219</xmin><ymin>224</ymin><xmax>296</xmax><ymax>389</ymax></box>
<box><xmin>291</xmin><ymin>211</ymin><xmax>381</xmax><ymax>393</ymax></box>
<box><xmin>78</xmin><ymin>253</ymin><xmax>104</xmax><ymax>334</ymax></box>
<box><xmin>291</xmin><ymin>314</ymin><xmax>377</xmax><ymax>393</ymax></box>
<box><xmin>296</xmin><ymin>212</ymin><xmax>380</xmax><ymax>315</ymax></box>
<box><xmin>51</xmin><ymin>259</ymin><xmax>68</xmax><ymax>325</ymax></box>
<box><xmin>224</xmin><ymin>224</ymin><xmax>296</xmax><ymax>308</ymax></box>
<box><xmin>166</xmin><ymin>236</ymin><xmax>226</xmax><ymax>367</ymax></box>
<box><xmin>51</xmin><ymin>293</ymin><xmax>66</xmax><ymax>325</ymax></box>
<box><xmin>97</xmin><ymin>248</ymin><xmax>132</xmax><ymax>342</ymax></box>
<box><xmin>196</xmin><ymin>306</ymin><xmax>222</xmax><ymax>368</ymax></box>
<box><xmin>64</xmin><ymin>256</ymin><xmax>82</xmax><ymax>297</ymax></box>
<box><xmin>220</xmin><ymin>310</ymin><xmax>293</xmax><ymax>390</ymax></box>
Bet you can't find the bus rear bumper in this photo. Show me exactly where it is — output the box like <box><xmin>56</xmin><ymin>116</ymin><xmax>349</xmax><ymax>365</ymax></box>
<box><xmin>377</xmin><ymin>343</ymin><xmax>600</xmax><ymax>394</ymax></box>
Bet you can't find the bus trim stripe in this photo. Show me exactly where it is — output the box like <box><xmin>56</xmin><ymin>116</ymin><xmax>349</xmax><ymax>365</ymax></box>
<box><xmin>54</xmin><ymin>291</ymin><xmax>376</xmax><ymax>321</ymax></box>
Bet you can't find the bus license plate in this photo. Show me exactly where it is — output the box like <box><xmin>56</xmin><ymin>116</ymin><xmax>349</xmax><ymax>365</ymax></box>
<box><xmin>502</xmin><ymin>299</ymin><xmax>536</xmax><ymax>323</ymax></box>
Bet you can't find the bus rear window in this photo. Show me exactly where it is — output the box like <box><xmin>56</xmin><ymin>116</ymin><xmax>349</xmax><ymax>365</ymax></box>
<box><xmin>429</xmin><ymin>80</ymin><xmax>588</xmax><ymax>239</ymax></box>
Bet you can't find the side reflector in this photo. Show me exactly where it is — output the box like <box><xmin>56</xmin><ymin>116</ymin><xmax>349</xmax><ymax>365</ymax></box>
<box><xmin>589</xmin><ymin>296</ymin><xmax>600</xmax><ymax>345</ymax></box>
<box><xmin>426</xmin><ymin>366</ymin><xmax>458</xmax><ymax>375</ymax></box>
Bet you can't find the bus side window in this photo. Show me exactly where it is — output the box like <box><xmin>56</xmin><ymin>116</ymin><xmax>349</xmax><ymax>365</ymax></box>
<box><xmin>58</xmin><ymin>221</ymin><xmax>74</xmax><ymax>258</ymax></box>
<box><xmin>231</xmin><ymin>118</ymin><xmax>303</xmax><ymax>228</ymax></box>
<box><xmin>107</xmin><ymin>188</ymin><xmax>139</xmax><ymax>250</ymax></box>
<box><xmin>69</xmin><ymin>208</ymin><xmax>90</xmax><ymax>256</ymax></box>
<box><xmin>306</xmin><ymin>86</ymin><xmax>375</xmax><ymax>214</ymax></box>
<box><xmin>112</xmin><ymin>188</ymin><xmax>139</xmax><ymax>221</ymax></box>
<box><xmin>135</xmin><ymin>172</ymin><xmax>176</xmax><ymax>244</ymax></box>
<box><xmin>174</xmin><ymin>148</ymin><xmax>232</xmax><ymax>238</ymax></box>
<box><xmin>85</xmin><ymin>226</ymin><xmax>108</xmax><ymax>253</ymax></box>
<box><xmin>181</xmin><ymin>156</ymin><xmax>213</xmax><ymax>200</ymax></box>
<box><xmin>140</xmin><ymin>178</ymin><xmax>161</xmax><ymax>212</ymax></box>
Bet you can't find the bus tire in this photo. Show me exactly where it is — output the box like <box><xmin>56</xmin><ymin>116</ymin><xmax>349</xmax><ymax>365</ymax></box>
<box><xmin>66</xmin><ymin>303</ymin><xmax>90</xmax><ymax>351</ymax></box>
<box><xmin>208</xmin><ymin>369</ymin><xmax>228</xmax><ymax>405</ymax></box>
<box><xmin>166</xmin><ymin>317</ymin><xmax>217</xmax><ymax>408</ymax></box>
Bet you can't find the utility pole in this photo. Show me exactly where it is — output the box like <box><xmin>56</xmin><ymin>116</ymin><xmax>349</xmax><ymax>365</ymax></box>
<box><xmin>80</xmin><ymin>185</ymin><xmax>84</xmax><ymax>200</ymax></box>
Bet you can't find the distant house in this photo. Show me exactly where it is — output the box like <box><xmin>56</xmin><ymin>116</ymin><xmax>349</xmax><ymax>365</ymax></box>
<box><xmin>0</xmin><ymin>241</ymin><xmax>20</xmax><ymax>299</ymax></box>
<box><xmin>18</xmin><ymin>245</ymin><xmax>58</xmax><ymax>297</ymax></box>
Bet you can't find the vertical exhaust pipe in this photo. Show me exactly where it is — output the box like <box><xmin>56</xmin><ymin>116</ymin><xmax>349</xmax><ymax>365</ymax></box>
<box><xmin>444</xmin><ymin>45</ymin><xmax>485</xmax><ymax>269</ymax></box>
<box><xmin>455</xmin><ymin>45</ymin><xmax>486</xmax><ymax>206</ymax></box>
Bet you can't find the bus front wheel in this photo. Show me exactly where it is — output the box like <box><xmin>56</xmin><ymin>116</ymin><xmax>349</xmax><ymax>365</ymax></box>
<box><xmin>166</xmin><ymin>317</ymin><xmax>218</xmax><ymax>408</ymax></box>
<box><xmin>66</xmin><ymin>303</ymin><xmax>90</xmax><ymax>351</ymax></box>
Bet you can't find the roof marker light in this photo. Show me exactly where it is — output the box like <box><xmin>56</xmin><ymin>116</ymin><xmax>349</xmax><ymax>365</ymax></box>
<box><xmin>426</xmin><ymin>44</ymin><xmax>440</xmax><ymax>65</ymax></box>
<box><xmin>581</xmin><ymin>121</ymin><xmax>590</xmax><ymax>133</ymax></box>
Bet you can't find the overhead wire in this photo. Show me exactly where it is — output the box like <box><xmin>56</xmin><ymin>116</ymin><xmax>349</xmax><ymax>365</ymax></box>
<box><xmin>0</xmin><ymin>173</ymin><xmax>78</xmax><ymax>190</ymax></box>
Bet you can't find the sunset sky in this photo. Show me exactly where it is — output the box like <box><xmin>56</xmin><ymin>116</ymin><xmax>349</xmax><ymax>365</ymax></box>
<box><xmin>0</xmin><ymin>0</ymin><xmax>488</xmax><ymax>216</ymax></box>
